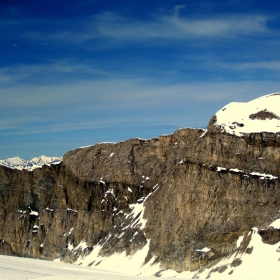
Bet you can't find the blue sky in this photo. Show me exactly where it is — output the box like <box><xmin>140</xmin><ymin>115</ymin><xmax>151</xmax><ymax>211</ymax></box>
<box><xmin>1</xmin><ymin>0</ymin><xmax>280</xmax><ymax>159</ymax></box>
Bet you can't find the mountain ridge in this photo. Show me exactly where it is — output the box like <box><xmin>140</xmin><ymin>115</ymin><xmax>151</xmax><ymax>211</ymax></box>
<box><xmin>0</xmin><ymin>93</ymin><xmax>279</xmax><ymax>279</ymax></box>
<box><xmin>0</xmin><ymin>155</ymin><xmax>62</xmax><ymax>171</ymax></box>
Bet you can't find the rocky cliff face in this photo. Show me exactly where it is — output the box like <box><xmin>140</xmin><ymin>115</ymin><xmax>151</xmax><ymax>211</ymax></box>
<box><xmin>0</xmin><ymin>94</ymin><xmax>279</xmax><ymax>274</ymax></box>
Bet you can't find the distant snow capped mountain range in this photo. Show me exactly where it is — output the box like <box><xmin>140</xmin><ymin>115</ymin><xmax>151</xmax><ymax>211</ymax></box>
<box><xmin>0</xmin><ymin>155</ymin><xmax>62</xmax><ymax>171</ymax></box>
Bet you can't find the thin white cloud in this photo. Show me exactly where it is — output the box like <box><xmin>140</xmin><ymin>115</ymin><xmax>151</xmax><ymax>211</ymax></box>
<box><xmin>22</xmin><ymin>9</ymin><xmax>271</xmax><ymax>44</ymax></box>
<box><xmin>1</xmin><ymin>76</ymin><xmax>280</xmax><ymax>135</ymax></box>
<box><xmin>219</xmin><ymin>61</ymin><xmax>280</xmax><ymax>71</ymax></box>
<box><xmin>0</xmin><ymin>69</ymin><xmax>31</xmax><ymax>84</ymax></box>
<box><xmin>91</xmin><ymin>12</ymin><xmax>269</xmax><ymax>40</ymax></box>
<box><xmin>0</xmin><ymin>61</ymin><xmax>110</xmax><ymax>86</ymax></box>
<box><xmin>0</xmin><ymin>116</ymin><xmax>42</xmax><ymax>130</ymax></box>
<box><xmin>169</xmin><ymin>15</ymin><xmax>267</xmax><ymax>37</ymax></box>
<box><xmin>174</xmin><ymin>5</ymin><xmax>186</xmax><ymax>18</ymax></box>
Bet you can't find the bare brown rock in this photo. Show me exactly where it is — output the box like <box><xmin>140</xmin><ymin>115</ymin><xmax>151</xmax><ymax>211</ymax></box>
<box><xmin>258</xmin><ymin>228</ymin><xmax>280</xmax><ymax>245</ymax></box>
<box><xmin>249</xmin><ymin>110</ymin><xmax>280</xmax><ymax>120</ymax></box>
<box><xmin>0</xmin><ymin>122</ymin><xmax>279</xmax><ymax>272</ymax></box>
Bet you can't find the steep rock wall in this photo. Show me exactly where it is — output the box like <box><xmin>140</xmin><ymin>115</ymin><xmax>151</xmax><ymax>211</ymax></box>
<box><xmin>0</xmin><ymin>127</ymin><xmax>279</xmax><ymax>272</ymax></box>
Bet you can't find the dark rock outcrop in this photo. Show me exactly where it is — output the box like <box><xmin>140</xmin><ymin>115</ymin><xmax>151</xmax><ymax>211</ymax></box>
<box><xmin>258</xmin><ymin>228</ymin><xmax>280</xmax><ymax>245</ymax></box>
<box><xmin>0</xmin><ymin>118</ymin><xmax>279</xmax><ymax>272</ymax></box>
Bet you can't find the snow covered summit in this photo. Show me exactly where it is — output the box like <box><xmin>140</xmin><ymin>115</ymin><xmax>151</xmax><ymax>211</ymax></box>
<box><xmin>29</xmin><ymin>155</ymin><xmax>61</xmax><ymax>167</ymax></box>
<box><xmin>213</xmin><ymin>92</ymin><xmax>280</xmax><ymax>136</ymax></box>
<box><xmin>0</xmin><ymin>155</ymin><xmax>62</xmax><ymax>171</ymax></box>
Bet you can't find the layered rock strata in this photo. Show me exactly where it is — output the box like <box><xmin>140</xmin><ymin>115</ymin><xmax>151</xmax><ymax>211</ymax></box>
<box><xmin>0</xmin><ymin>96</ymin><xmax>279</xmax><ymax>272</ymax></box>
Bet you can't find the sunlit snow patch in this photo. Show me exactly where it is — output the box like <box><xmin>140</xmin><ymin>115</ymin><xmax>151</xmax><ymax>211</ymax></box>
<box><xmin>195</xmin><ymin>247</ymin><xmax>211</xmax><ymax>253</ymax></box>
<box><xmin>66</xmin><ymin>186</ymin><xmax>161</xmax><ymax>276</ymax></box>
<box><xmin>214</xmin><ymin>93</ymin><xmax>280</xmax><ymax>136</ymax></box>
<box><xmin>183</xmin><ymin>227</ymin><xmax>280</xmax><ymax>280</ymax></box>
<box><xmin>269</xmin><ymin>219</ymin><xmax>280</xmax><ymax>229</ymax></box>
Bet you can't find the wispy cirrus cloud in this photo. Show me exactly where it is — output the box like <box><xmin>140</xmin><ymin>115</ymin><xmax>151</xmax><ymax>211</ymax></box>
<box><xmin>167</xmin><ymin>15</ymin><xmax>268</xmax><ymax>37</ymax></box>
<box><xmin>21</xmin><ymin>7</ymin><xmax>271</xmax><ymax>45</ymax></box>
<box><xmin>219</xmin><ymin>61</ymin><xmax>280</xmax><ymax>71</ymax></box>
<box><xmin>2</xmin><ymin>75</ymin><xmax>280</xmax><ymax>135</ymax></box>
<box><xmin>90</xmin><ymin>13</ymin><xmax>268</xmax><ymax>40</ymax></box>
<box><xmin>2</xmin><ymin>2</ymin><xmax>280</xmax><ymax>160</ymax></box>
<box><xmin>0</xmin><ymin>60</ymin><xmax>111</xmax><ymax>86</ymax></box>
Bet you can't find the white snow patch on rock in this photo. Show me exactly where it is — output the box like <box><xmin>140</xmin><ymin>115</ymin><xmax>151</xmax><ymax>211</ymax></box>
<box><xmin>214</xmin><ymin>93</ymin><xmax>280</xmax><ymax>136</ymax></box>
<box><xmin>250</xmin><ymin>172</ymin><xmax>278</xmax><ymax>180</ymax></box>
<box><xmin>269</xmin><ymin>219</ymin><xmax>280</xmax><ymax>229</ymax></box>
<box><xmin>74</xmin><ymin>240</ymin><xmax>88</xmax><ymax>251</ymax></box>
<box><xmin>29</xmin><ymin>209</ymin><xmax>39</xmax><ymax>216</ymax></box>
<box><xmin>195</xmin><ymin>247</ymin><xmax>211</xmax><ymax>253</ymax></box>
<box><xmin>67</xmin><ymin>242</ymin><xmax>74</xmax><ymax>251</ymax></box>
<box><xmin>73</xmin><ymin>240</ymin><xmax>162</xmax><ymax>277</ymax></box>
<box><xmin>229</xmin><ymin>168</ymin><xmax>245</xmax><ymax>173</ymax></box>
<box><xmin>217</xmin><ymin>167</ymin><xmax>227</xmax><ymax>172</ymax></box>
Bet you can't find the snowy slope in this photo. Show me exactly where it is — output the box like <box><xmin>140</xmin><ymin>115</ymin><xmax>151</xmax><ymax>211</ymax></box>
<box><xmin>1</xmin><ymin>223</ymin><xmax>279</xmax><ymax>280</ymax></box>
<box><xmin>0</xmin><ymin>254</ymin><xmax>159</xmax><ymax>280</ymax></box>
<box><xmin>54</xmin><ymin>221</ymin><xmax>280</xmax><ymax>280</ymax></box>
<box><xmin>214</xmin><ymin>92</ymin><xmax>280</xmax><ymax>136</ymax></box>
<box><xmin>29</xmin><ymin>155</ymin><xmax>62</xmax><ymax>167</ymax></box>
<box><xmin>0</xmin><ymin>157</ymin><xmax>26</xmax><ymax>170</ymax></box>
<box><xmin>178</xmin><ymin>225</ymin><xmax>280</xmax><ymax>280</ymax></box>
<box><xmin>0</xmin><ymin>155</ymin><xmax>62</xmax><ymax>171</ymax></box>
<box><xmin>56</xmin><ymin>190</ymin><xmax>280</xmax><ymax>280</ymax></box>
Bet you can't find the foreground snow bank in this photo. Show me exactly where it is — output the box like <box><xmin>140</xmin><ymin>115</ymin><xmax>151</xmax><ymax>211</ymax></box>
<box><xmin>183</xmin><ymin>227</ymin><xmax>280</xmax><ymax>280</ymax></box>
<box><xmin>1</xmin><ymin>227</ymin><xmax>278</xmax><ymax>280</ymax></box>
<box><xmin>0</xmin><ymin>254</ymin><xmax>159</xmax><ymax>280</ymax></box>
<box><xmin>67</xmin><ymin>225</ymin><xmax>279</xmax><ymax>279</ymax></box>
